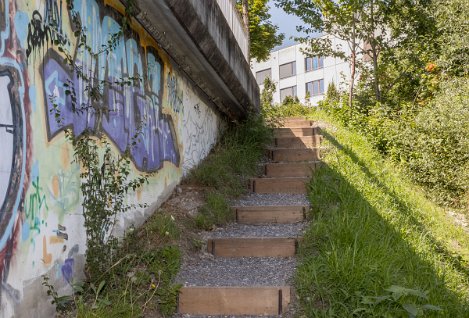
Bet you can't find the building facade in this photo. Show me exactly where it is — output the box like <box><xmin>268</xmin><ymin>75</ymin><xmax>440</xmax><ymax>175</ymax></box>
<box><xmin>252</xmin><ymin>39</ymin><xmax>351</xmax><ymax>105</ymax></box>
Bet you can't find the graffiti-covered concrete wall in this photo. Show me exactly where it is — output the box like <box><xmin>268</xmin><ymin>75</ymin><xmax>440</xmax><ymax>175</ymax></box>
<box><xmin>0</xmin><ymin>0</ymin><xmax>238</xmax><ymax>316</ymax></box>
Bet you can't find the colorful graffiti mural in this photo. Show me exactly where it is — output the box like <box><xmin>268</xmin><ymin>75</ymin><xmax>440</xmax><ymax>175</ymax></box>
<box><xmin>41</xmin><ymin>0</ymin><xmax>180</xmax><ymax>172</ymax></box>
<box><xmin>0</xmin><ymin>0</ymin><xmax>31</xmax><ymax>310</ymax></box>
<box><xmin>0</xmin><ymin>0</ymin><xmax>222</xmax><ymax>316</ymax></box>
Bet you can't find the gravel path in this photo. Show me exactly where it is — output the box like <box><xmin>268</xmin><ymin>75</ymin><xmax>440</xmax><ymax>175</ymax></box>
<box><xmin>176</xmin><ymin>314</ymin><xmax>284</xmax><ymax>318</ymax></box>
<box><xmin>175</xmin><ymin>256</ymin><xmax>296</xmax><ymax>287</ymax></box>
<box><xmin>174</xmin><ymin>132</ymin><xmax>315</xmax><ymax>317</ymax></box>
<box><xmin>232</xmin><ymin>193</ymin><xmax>309</xmax><ymax>207</ymax></box>
<box><xmin>203</xmin><ymin>223</ymin><xmax>306</xmax><ymax>239</ymax></box>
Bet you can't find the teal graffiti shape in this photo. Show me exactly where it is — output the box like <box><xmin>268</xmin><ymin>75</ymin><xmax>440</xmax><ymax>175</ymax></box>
<box><xmin>24</xmin><ymin>176</ymin><xmax>48</xmax><ymax>237</ymax></box>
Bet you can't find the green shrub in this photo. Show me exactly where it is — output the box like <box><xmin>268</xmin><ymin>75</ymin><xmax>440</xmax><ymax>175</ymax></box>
<box><xmin>322</xmin><ymin>76</ymin><xmax>469</xmax><ymax>209</ymax></box>
<box><xmin>189</xmin><ymin>115</ymin><xmax>271</xmax><ymax>196</ymax></box>
<box><xmin>263</xmin><ymin>101</ymin><xmax>317</xmax><ymax>125</ymax></box>
<box><xmin>397</xmin><ymin>78</ymin><xmax>469</xmax><ymax>208</ymax></box>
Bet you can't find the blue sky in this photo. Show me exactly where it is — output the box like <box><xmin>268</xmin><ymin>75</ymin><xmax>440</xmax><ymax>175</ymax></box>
<box><xmin>268</xmin><ymin>0</ymin><xmax>306</xmax><ymax>49</ymax></box>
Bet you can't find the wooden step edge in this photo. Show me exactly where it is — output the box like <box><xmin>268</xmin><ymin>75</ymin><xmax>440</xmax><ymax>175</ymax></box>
<box><xmin>270</xmin><ymin>160</ymin><xmax>323</xmax><ymax>165</ymax></box>
<box><xmin>232</xmin><ymin>205</ymin><xmax>309</xmax><ymax>224</ymax></box>
<box><xmin>231</xmin><ymin>205</ymin><xmax>309</xmax><ymax>211</ymax></box>
<box><xmin>206</xmin><ymin>237</ymin><xmax>301</xmax><ymax>257</ymax></box>
<box><xmin>250</xmin><ymin>176</ymin><xmax>311</xmax><ymax>180</ymax></box>
<box><xmin>178</xmin><ymin>286</ymin><xmax>291</xmax><ymax>315</ymax></box>
<box><xmin>249</xmin><ymin>177</ymin><xmax>310</xmax><ymax>194</ymax></box>
<box><xmin>267</xmin><ymin>149</ymin><xmax>322</xmax><ymax>162</ymax></box>
<box><xmin>273</xmin><ymin>129</ymin><xmax>321</xmax><ymax>135</ymax></box>
<box><xmin>274</xmin><ymin>135</ymin><xmax>324</xmax><ymax>141</ymax></box>
<box><xmin>269</xmin><ymin>160</ymin><xmax>321</xmax><ymax>164</ymax></box>
<box><xmin>266</xmin><ymin>146</ymin><xmax>325</xmax><ymax>151</ymax></box>
<box><xmin>273</xmin><ymin>127</ymin><xmax>322</xmax><ymax>137</ymax></box>
<box><xmin>265</xmin><ymin>160</ymin><xmax>321</xmax><ymax>165</ymax></box>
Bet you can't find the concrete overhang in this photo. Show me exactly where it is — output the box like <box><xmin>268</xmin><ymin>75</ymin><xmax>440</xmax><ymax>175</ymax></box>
<box><xmin>131</xmin><ymin>0</ymin><xmax>260</xmax><ymax>120</ymax></box>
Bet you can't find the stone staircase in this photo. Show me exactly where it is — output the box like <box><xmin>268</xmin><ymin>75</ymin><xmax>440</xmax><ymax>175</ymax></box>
<box><xmin>176</xmin><ymin>118</ymin><xmax>322</xmax><ymax>316</ymax></box>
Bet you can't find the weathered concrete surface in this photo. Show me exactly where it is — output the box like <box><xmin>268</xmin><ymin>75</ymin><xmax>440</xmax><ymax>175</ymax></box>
<box><xmin>135</xmin><ymin>0</ymin><xmax>259</xmax><ymax>120</ymax></box>
<box><xmin>0</xmin><ymin>0</ymin><xmax>241</xmax><ymax>316</ymax></box>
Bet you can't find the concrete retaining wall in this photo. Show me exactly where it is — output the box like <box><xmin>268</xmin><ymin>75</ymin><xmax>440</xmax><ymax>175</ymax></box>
<box><xmin>0</xmin><ymin>0</ymin><xmax>246</xmax><ymax>316</ymax></box>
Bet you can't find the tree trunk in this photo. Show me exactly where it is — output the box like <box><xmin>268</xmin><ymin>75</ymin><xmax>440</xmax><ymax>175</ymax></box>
<box><xmin>349</xmin><ymin>14</ymin><xmax>357</xmax><ymax>112</ymax></box>
<box><xmin>369</xmin><ymin>0</ymin><xmax>381</xmax><ymax>102</ymax></box>
<box><xmin>241</xmin><ymin>0</ymin><xmax>250</xmax><ymax>58</ymax></box>
<box><xmin>371</xmin><ymin>41</ymin><xmax>381</xmax><ymax>101</ymax></box>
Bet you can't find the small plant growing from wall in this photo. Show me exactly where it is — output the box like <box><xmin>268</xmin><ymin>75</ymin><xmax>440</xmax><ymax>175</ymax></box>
<box><xmin>49</xmin><ymin>2</ymin><xmax>149</xmax><ymax>280</ymax></box>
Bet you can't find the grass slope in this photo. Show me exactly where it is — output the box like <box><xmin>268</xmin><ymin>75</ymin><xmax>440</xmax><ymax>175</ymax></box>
<box><xmin>297</xmin><ymin>115</ymin><xmax>469</xmax><ymax>317</ymax></box>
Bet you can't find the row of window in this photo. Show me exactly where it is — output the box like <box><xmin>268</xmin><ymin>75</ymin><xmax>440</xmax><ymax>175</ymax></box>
<box><xmin>256</xmin><ymin>56</ymin><xmax>324</xmax><ymax>84</ymax></box>
<box><xmin>279</xmin><ymin>79</ymin><xmax>325</xmax><ymax>101</ymax></box>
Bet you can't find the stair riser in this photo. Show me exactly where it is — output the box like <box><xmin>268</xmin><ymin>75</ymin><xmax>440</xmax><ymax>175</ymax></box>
<box><xmin>233</xmin><ymin>206</ymin><xmax>307</xmax><ymax>224</ymax></box>
<box><xmin>275</xmin><ymin>136</ymin><xmax>322</xmax><ymax>149</ymax></box>
<box><xmin>281</xmin><ymin>120</ymin><xmax>314</xmax><ymax>128</ymax></box>
<box><xmin>179</xmin><ymin>287</ymin><xmax>291</xmax><ymax>315</ymax></box>
<box><xmin>269</xmin><ymin>148</ymin><xmax>320</xmax><ymax>162</ymax></box>
<box><xmin>250</xmin><ymin>178</ymin><xmax>308</xmax><ymax>194</ymax></box>
<box><xmin>265</xmin><ymin>163</ymin><xmax>316</xmax><ymax>177</ymax></box>
<box><xmin>273</xmin><ymin>127</ymin><xmax>321</xmax><ymax>138</ymax></box>
<box><xmin>207</xmin><ymin>238</ymin><xmax>297</xmax><ymax>257</ymax></box>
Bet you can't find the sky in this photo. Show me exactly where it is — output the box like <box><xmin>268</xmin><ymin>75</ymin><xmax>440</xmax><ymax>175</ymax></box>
<box><xmin>268</xmin><ymin>0</ymin><xmax>306</xmax><ymax>50</ymax></box>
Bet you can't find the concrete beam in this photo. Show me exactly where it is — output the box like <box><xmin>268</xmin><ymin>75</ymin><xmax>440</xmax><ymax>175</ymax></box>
<box><xmin>133</xmin><ymin>0</ymin><xmax>259</xmax><ymax>120</ymax></box>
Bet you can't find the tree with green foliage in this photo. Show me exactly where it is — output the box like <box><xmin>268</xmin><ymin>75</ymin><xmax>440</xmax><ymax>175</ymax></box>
<box><xmin>275</xmin><ymin>0</ymin><xmax>362</xmax><ymax>106</ymax></box>
<box><xmin>237</xmin><ymin>0</ymin><xmax>284</xmax><ymax>62</ymax></box>
<box><xmin>276</xmin><ymin>0</ymin><xmax>433</xmax><ymax>105</ymax></box>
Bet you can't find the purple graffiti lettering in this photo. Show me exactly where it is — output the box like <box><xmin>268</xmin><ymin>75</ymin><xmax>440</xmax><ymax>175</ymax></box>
<box><xmin>61</xmin><ymin>258</ymin><xmax>74</xmax><ymax>283</ymax></box>
<box><xmin>41</xmin><ymin>2</ymin><xmax>180</xmax><ymax>172</ymax></box>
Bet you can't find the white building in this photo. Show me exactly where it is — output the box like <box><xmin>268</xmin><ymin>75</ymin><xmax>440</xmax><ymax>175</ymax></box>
<box><xmin>251</xmin><ymin>39</ymin><xmax>351</xmax><ymax>105</ymax></box>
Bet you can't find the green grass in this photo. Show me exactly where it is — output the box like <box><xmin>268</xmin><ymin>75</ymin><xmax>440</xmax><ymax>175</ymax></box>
<box><xmin>145</xmin><ymin>212</ymin><xmax>181</xmax><ymax>242</ymax></box>
<box><xmin>70</xmin><ymin>211</ymin><xmax>182</xmax><ymax>318</ymax></box>
<box><xmin>51</xmin><ymin>116</ymin><xmax>272</xmax><ymax>317</ymax></box>
<box><xmin>297</xmin><ymin>114</ymin><xmax>469</xmax><ymax>317</ymax></box>
<box><xmin>195</xmin><ymin>191</ymin><xmax>234</xmax><ymax>230</ymax></box>
<box><xmin>188</xmin><ymin>115</ymin><xmax>272</xmax><ymax>229</ymax></box>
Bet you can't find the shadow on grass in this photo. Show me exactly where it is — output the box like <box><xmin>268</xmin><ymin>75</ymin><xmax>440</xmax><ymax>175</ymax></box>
<box><xmin>296</xmin><ymin>131</ymin><xmax>469</xmax><ymax>317</ymax></box>
<box><xmin>322</xmin><ymin>130</ymin><xmax>469</xmax><ymax>279</ymax></box>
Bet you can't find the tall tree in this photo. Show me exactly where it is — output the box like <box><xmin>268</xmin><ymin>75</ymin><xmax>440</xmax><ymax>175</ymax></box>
<box><xmin>275</xmin><ymin>0</ymin><xmax>363</xmax><ymax>106</ymax></box>
<box><xmin>237</xmin><ymin>0</ymin><xmax>284</xmax><ymax>62</ymax></box>
<box><xmin>276</xmin><ymin>0</ymin><xmax>434</xmax><ymax>105</ymax></box>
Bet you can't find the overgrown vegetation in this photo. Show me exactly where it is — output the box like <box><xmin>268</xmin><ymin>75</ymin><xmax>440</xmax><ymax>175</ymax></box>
<box><xmin>261</xmin><ymin>78</ymin><xmax>316</xmax><ymax>126</ymax></box>
<box><xmin>319</xmin><ymin>77</ymin><xmax>469</xmax><ymax>210</ymax></box>
<box><xmin>236</xmin><ymin>0</ymin><xmax>284</xmax><ymax>62</ymax></box>
<box><xmin>188</xmin><ymin>115</ymin><xmax>272</xmax><ymax>229</ymax></box>
<box><xmin>296</xmin><ymin>114</ymin><xmax>469</xmax><ymax>317</ymax></box>
<box><xmin>44</xmin><ymin>3</ymin><xmax>185</xmax><ymax>316</ymax></box>
<box><xmin>275</xmin><ymin>0</ymin><xmax>468</xmax><ymax>209</ymax></box>
<box><xmin>49</xmin><ymin>5</ymin><xmax>149</xmax><ymax>280</ymax></box>
<box><xmin>43</xmin><ymin>207</ymin><xmax>183</xmax><ymax>317</ymax></box>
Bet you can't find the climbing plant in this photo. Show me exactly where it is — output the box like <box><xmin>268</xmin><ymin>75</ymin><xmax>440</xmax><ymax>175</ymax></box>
<box><xmin>50</xmin><ymin>2</ymin><xmax>149</xmax><ymax>279</ymax></box>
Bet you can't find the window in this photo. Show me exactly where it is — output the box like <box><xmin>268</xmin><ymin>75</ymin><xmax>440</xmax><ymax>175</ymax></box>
<box><xmin>305</xmin><ymin>56</ymin><xmax>324</xmax><ymax>72</ymax></box>
<box><xmin>279</xmin><ymin>61</ymin><xmax>296</xmax><ymax>79</ymax></box>
<box><xmin>305</xmin><ymin>79</ymin><xmax>325</xmax><ymax>96</ymax></box>
<box><xmin>256</xmin><ymin>68</ymin><xmax>271</xmax><ymax>85</ymax></box>
<box><xmin>280</xmin><ymin>86</ymin><xmax>297</xmax><ymax>101</ymax></box>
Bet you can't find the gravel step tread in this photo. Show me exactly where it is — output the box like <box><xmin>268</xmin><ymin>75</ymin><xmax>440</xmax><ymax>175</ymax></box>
<box><xmin>232</xmin><ymin>193</ymin><xmax>309</xmax><ymax>207</ymax></box>
<box><xmin>175</xmin><ymin>256</ymin><xmax>296</xmax><ymax>287</ymax></box>
<box><xmin>203</xmin><ymin>223</ymin><xmax>306</xmax><ymax>239</ymax></box>
<box><xmin>176</xmin><ymin>315</ymin><xmax>281</xmax><ymax>318</ymax></box>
